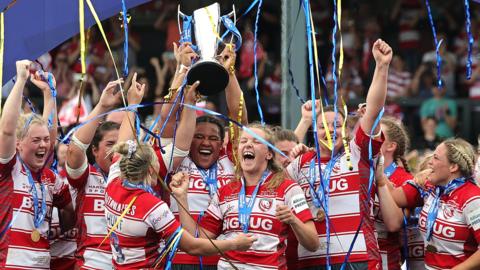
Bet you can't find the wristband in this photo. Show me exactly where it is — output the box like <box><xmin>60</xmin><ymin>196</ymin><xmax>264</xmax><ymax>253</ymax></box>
<box><xmin>71</xmin><ymin>134</ymin><xmax>90</xmax><ymax>152</ymax></box>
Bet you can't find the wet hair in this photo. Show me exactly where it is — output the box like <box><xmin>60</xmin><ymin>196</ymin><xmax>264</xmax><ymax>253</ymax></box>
<box><xmin>110</xmin><ymin>141</ymin><xmax>158</xmax><ymax>185</ymax></box>
<box><xmin>381</xmin><ymin>117</ymin><xmax>411</xmax><ymax>172</ymax></box>
<box><xmin>443</xmin><ymin>138</ymin><xmax>476</xmax><ymax>177</ymax></box>
<box><xmin>16</xmin><ymin>113</ymin><xmax>48</xmax><ymax>140</ymax></box>
<box><xmin>87</xmin><ymin>121</ymin><xmax>120</xmax><ymax>163</ymax></box>
<box><xmin>272</xmin><ymin>126</ymin><xmax>299</xmax><ymax>144</ymax></box>
<box><xmin>234</xmin><ymin>123</ymin><xmax>285</xmax><ymax>190</ymax></box>
<box><xmin>196</xmin><ymin>115</ymin><xmax>225</xmax><ymax>141</ymax></box>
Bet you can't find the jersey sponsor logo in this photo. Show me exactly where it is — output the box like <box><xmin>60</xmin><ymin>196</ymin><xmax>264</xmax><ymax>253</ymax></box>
<box><xmin>105</xmin><ymin>195</ymin><xmax>136</xmax><ymax>216</ymax></box>
<box><xmin>106</xmin><ymin>211</ymin><xmax>124</xmax><ymax>231</ymax></box>
<box><xmin>49</xmin><ymin>227</ymin><xmax>78</xmax><ymax>240</ymax></box>
<box><xmin>258</xmin><ymin>198</ymin><xmax>273</xmax><ymax>212</ymax></box>
<box><xmin>224</xmin><ymin>216</ymin><xmax>273</xmax><ymax>231</ymax></box>
<box><xmin>419</xmin><ymin>215</ymin><xmax>455</xmax><ymax>238</ymax></box>
<box><xmin>189</xmin><ymin>178</ymin><xmax>208</xmax><ymax>190</ymax></box>
<box><xmin>93</xmin><ymin>199</ymin><xmax>105</xmax><ymax>212</ymax></box>
<box><xmin>291</xmin><ymin>194</ymin><xmax>308</xmax><ymax>213</ymax></box>
<box><xmin>467</xmin><ymin>207</ymin><xmax>480</xmax><ymax>230</ymax></box>
<box><xmin>409</xmin><ymin>245</ymin><xmax>424</xmax><ymax>258</ymax></box>
<box><xmin>330</xmin><ymin>178</ymin><xmax>348</xmax><ymax>192</ymax></box>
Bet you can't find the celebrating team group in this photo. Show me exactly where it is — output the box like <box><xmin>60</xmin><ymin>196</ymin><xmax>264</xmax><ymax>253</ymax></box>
<box><xmin>1</xmin><ymin>38</ymin><xmax>479</xmax><ymax>270</ymax></box>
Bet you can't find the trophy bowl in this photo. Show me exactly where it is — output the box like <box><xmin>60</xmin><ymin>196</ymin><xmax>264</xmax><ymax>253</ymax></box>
<box><xmin>178</xmin><ymin>2</ymin><xmax>239</xmax><ymax>96</ymax></box>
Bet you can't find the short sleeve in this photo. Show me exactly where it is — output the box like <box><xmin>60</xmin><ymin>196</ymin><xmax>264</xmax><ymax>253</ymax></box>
<box><xmin>199</xmin><ymin>193</ymin><xmax>223</xmax><ymax>236</ymax></box>
<box><xmin>0</xmin><ymin>153</ymin><xmax>16</xmax><ymax>181</ymax></box>
<box><xmin>66</xmin><ymin>162</ymin><xmax>89</xmax><ymax>189</ymax></box>
<box><xmin>401</xmin><ymin>182</ymin><xmax>423</xmax><ymax>208</ymax></box>
<box><xmin>286</xmin><ymin>156</ymin><xmax>301</xmax><ymax>182</ymax></box>
<box><xmin>463</xmin><ymin>196</ymin><xmax>480</xmax><ymax>243</ymax></box>
<box><xmin>285</xmin><ymin>183</ymin><xmax>313</xmax><ymax>223</ymax></box>
<box><xmin>353</xmin><ymin>126</ymin><xmax>384</xmax><ymax>161</ymax></box>
<box><xmin>107</xmin><ymin>155</ymin><xmax>121</xmax><ymax>184</ymax></box>
<box><xmin>145</xmin><ymin>200</ymin><xmax>181</xmax><ymax>239</ymax></box>
<box><xmin>53</xmin><ymin>173</ymin><xmax>72</xmax><ymax>209</ymax></box>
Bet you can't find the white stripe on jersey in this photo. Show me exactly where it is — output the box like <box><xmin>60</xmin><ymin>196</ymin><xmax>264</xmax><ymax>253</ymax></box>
<box><xmin>82</xmin><ymin>248</ymin><xmax>114</xmax><ymax>269</ymax></box>
<box><xmin>5</xmin><ymin>247</ymin><xmax>50</xmax><ymax>269</ymax></box>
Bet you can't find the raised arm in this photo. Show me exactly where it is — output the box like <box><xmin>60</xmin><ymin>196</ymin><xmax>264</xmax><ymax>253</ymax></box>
<box><xmin>0</xmin><ymin>60</ymin><xmax>31</xmax><ymax>159</ymax></box>
<box><xmin>360</xmin><ymin>39</ymin><xmax>392</xmax><ymax>135</ymax></box>
<box><xmin>159</xmin><ymin>43</ymin><xmax>198</xmax><ymax>138</ymax></box>
<box><xmin>31</xmin><ymin>71</ymin><xmax>57</xmax><ymax>152</ymax></box>
<box><xmin>294</xmin><ymin>100</ymin><xmax>320</xmax><ymax>142</ymax></box>
<box><xmin>67</xmin><ymin>79</ymin><xmax>122</xmax><ymax>170</ymax></box>
<box><xmin>220</xmin><ymin>46</ymin><xmax>248</xmax><ymax>125</ymax></box>
<box><xmin>117</xmin><ymin>73</ymin><xmax>145</xmax><ymax>144</ymax></box>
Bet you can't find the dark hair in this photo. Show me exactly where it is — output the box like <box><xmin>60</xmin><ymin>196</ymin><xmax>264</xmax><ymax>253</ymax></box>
<box><xmin>87</xmin><ymin>121</ymin><xmax>120</xmax><ymax>163</ymax></box>
<box><xmin>196</xmin><ymin>115</ymin><xmax>226</xmax><ymax>141</ymax></box>
<box><xmin>272</xmin><ymin>126</ymin><xmax>299</xmax><ymax>144</ymax></box>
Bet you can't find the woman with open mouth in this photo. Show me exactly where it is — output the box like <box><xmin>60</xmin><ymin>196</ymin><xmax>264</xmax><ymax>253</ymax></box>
<box><xmin>0</xmin><ymin>60</ymin><xmax>74</xmax><ymax>269</ymax></box>
<box><xmin>376</xmin><ymin>138</ymin><xmax>480</xmax><ymax>270</ymax></box>
<box><xmin>170</xmin><ymin>123</ymin><xmax>319</xmax><ymax>269</ymax></box>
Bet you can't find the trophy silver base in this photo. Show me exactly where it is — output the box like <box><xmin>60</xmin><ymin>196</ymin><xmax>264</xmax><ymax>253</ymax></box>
<box><xmin>187</xmin><ymin>60</ymin><xmax>229</xmax><ymax>96</ymax></box>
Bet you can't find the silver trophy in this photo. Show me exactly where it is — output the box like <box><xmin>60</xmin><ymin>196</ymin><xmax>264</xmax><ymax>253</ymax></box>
<box><xmin>178</xmin><ymin>2</ymin><xmax>240</xmax><ymax>96</ymax></box>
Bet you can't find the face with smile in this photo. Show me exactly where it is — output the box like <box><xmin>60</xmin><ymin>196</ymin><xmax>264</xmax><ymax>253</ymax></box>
<box><xmin>316</xmin><ymin>111</ymin><xmax>345</xmax><ymax>154</ymax></box>
<box><xmin>190</xmin><ymin>122</ymin><xmax>223</xmax><ymax>169</ymax></box>
<box><xmin>17</xmin><ymin>123</ymin><xmax>51</xmax><ymax>172</ymax></box>
<box><xmin>92</xmin><ymin>129</ymin><xmax>119</xmax><ymax>173</ymax></box>
<box><xmin>238</xmin><ymin>128</ymin><xmax>273</xmax><ymax>176</ymax></box>
<box><xmin>428</xmin><ymin>143</ymin><xmax>459</xmax><ymax>186</ymax></box>
<box><xmin>275</xmin><ymin>140</ymin><xmax>297</xmax><ymax>167</ymax></box>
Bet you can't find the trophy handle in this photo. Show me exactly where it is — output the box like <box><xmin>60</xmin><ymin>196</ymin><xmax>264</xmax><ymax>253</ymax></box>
<box><xmin>225</xmin><ymin>5</ymin><xmax>236</xmax><ymax>45</ymax></box>
<box><xmin>177</xmin><ymin>5</ymin><xmax>185</xmax><ymax>37</ymax></box>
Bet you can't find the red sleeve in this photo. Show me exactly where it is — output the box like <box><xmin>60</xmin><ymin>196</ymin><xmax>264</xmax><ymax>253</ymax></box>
<box><xmin>66</xmin><ymin>165</ymin><xmax>89</xmax><ymax>190</ymax></box>
<box><xmin>199</xmin><ymin>211</ymin><xmax>223</xmax><ymax>236</ymax></box>
<box><xmin>401</xmin><ymin>183</ymin><xmax>423</xmax><ymax>208</ymax></box>
<box><xmin>354</xmin><ymin>126</ymin><xmax>384</xmax><ymax>162</ymax></box>
<box><xmin>0</xmin><ymin>154</ymin><xmax>16</xmax><ymax>181</ymax></box>
<box><xmin>52</xmin><ymin>172</ymin><xmax>72</xmax><ymax>209</ymax></box>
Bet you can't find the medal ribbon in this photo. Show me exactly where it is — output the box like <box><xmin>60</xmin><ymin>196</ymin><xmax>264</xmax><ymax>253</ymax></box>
<box><xmin>238</xmin><ymin>171</ymin><xmax>269</xmax><ymax>233</ymax></box>
<box><xmin>198</xmin><ymin>163</ymin><xmax>218</xmax><ymax>197</ymax></box>
<box><xmin>384</xmin><ymin>162</ymin><xmax>398</xmax><ymax>178</ymax></box>
<box><xmin>19</xmin><ymin>158</ymin><xmax>47</xmax><ymax>230</ymax></box>
<box><xmin>425</xmin><ymin>177</ymin><xmax>467</xmax><ymax>241</ymax></box>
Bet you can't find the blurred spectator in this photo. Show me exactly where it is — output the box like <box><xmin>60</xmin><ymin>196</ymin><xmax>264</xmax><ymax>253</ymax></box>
<box><xmin>391</xmin><ymin>0</ymin><xmax>424</xmax><ymax>73</ymax></box>
<box><xmin>414</xmin><ymin>116</ymin><xmax>442</xmax><ymax>151</ymax></box>
<box><xmin>421</xmin><ymin>33</ymin><xmax>457</xmax><ymax>97</ymax></box>
<box><xmin>420</xmin><ymin>83</ymin><xmax>457</xmax><ymax>139</ymax></box>
<box><xmin>387</xmin><ymin>55</ymin><xmax>412</xmax><ymax>99</ymax></box>
<box><xmin>410</xmin><ymin>63</ymin><xmax>435</xmax><ymax>98</ymax></box>
<box><xmin>262</xmin><ymin>61</ymin><xmax>282</xmax><ymax>125</ymax></box>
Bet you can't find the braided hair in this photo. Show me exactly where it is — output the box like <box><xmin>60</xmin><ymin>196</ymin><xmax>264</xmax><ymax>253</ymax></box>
<box><xmin>443</xmin><ymin>138</ymin><xmax>476</xmax><ymax>178</ymax></box>
<box><xmin>381</xmin><ymin>117</ymin><xmax>411</xmax><ymax>172</ymax></box>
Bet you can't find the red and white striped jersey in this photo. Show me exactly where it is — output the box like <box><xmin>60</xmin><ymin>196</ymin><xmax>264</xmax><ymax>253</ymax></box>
<box><xmin>398</xmin><ymin>1</ymin><xmax>422</xmax><ymax>50</ymax></box>
<box><xmin>405</xmin><ymin>208</ymin><xmax>426</xmax><ymax>270</ymax></box>
<box><xmin>0</xmin><ymin>154</ymin><xmax>71</xmax><ymax>269</ymax></box>
<box><xmin>402</xmin><ymin>181</ymin><xmax>480</xmax><ymax>269</ymax></box>
<box><xmin>49</xmin><ymin>172</ymin><xmax>78</xmax><ymax>270</ymax></box>
<box><xmin>171</xmin><ymin>147</ymin><xmax>234</xmax><ymax>266</ymax></box>
<box><xmin>105</xmin><ymin>178</ymin><xmax>180</xmax><ymax>269</ymax></box>
<box><xmin>373</xmin><ymin>166</ymin><xmax>413</xmax><ymax>270</ymax></box>
<box><xmin>67</xmin><ymin>164</ymin><xmax>112</xmax><ymax>269</ymax></box>
<box><xmin>286</xmin><ymin>127</ymin><xmax>383</xmax><ymax>269</ymax></box>
<box><xmin>200</xmin><ymin>174</ymin><xmax>313</xmax><ymax>270</ymax></box>
<box><xmin>387</xmin><ymin>69</ymin><xmax>412</xmax><ymax>99</ymax></box>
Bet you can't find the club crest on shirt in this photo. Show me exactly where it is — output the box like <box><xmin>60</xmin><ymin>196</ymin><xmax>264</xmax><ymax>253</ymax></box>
<box><xmin>443</xmin><ymin>204</ymin><xmax>455</xmax><ymax>219</ymax></box>
<box><xmin>258</xmin><ymin>198</ymin><xmax>273</xmax><ymax>212</ymax></box>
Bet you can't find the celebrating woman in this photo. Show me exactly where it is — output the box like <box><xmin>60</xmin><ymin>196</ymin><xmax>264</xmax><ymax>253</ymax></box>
<box><xmin>0</xmin><ymin>61</ymin><xmax>74</xmax><ymax>269</ymax></box>
<box><xmin>377</xmin><ymin>138</ymin><xmax>480</xmax><ymax>269</ymax></box>
<box><xmin>171</xmin><ymin>123</ymin><xmax>319</xmax><ymax>269</ymax></box>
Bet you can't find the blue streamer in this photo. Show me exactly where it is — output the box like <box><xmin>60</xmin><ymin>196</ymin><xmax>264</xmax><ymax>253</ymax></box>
<box><xmin>154</xmin><ymin>226</ymin><xmax>184</xmax><ymax>268</ymax></box>
<box><xmin>219</xmin><ymin>16</ymin><xmax>242</xmax><ymax>50</ymax></box>
<box><xmin>464</xmin><ymin>0</ymin><xmax>474</xmax><ymax>80</ymax></box>
<box><xmin>340</xmin><ymin>108</ymin><xmax>384</xmax><ymax>270</ymax></box>
<box><xmin>121</xmin><ymin>0</ymin><xmax>129</xmax><ymax>77</ymax></box>
<box><xmin>302</xmin><ymin>1</ymin><xmax>330</xmax><ymax>267</ymax></box>
<box><xmin>425</xmin><ymin>0</ymin><xmax>444</xmax><ymax>89</ymax></box>
<box><xmin>402</xmin><ymin>209</ymin><xmax>410</xmax><ymax>270</ymax></box>
<box><xmin>252</xmin><ymin>0</ymin><xmax>265</xmax><ymax>125</ymax></box>
<box><xmin>238</xmin><ymin>0</ymin><xmax>260</xmax><ymax>20</ymax></box>
<box><xmin>286</xmin><ymin>1</ymin><xmax>306</xmax><ymax>104</ymax></box>
<box><xmin>179</xmin><ymin>14</ymin><xmax>193</xmax><ymax>44</ymax></box>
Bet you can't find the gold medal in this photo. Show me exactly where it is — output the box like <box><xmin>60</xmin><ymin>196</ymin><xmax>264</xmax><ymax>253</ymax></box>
<box><xmin>31</xmin><ymin>229</ymin><xmax>41</xmax><ymax>242</ymax></box>
<box><xmin>316</xmin><ymin>209</ymin><xmax>326</xmax><ymax>222</ymax></box>
<box><xmin>426</xmin><ymin>244</ymin><xmax>437</xmax><ymax>253</ymax></box>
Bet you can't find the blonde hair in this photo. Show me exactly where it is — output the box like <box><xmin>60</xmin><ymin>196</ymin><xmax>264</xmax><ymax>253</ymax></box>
<box><xmin>443</xmin><ymin>138</ymin><xmax>476</xmax><ymax>177</ymax></box>
<box><xmin>16</xmin><ymin>113</ymin><xmax>48</xmax><ymax>140</ymax></box>
<box><xmin>111</xmin><ymin>141</ymin><xmax>158</xmax><ymax>186</ymax></box>
<box><xmin>381</xmin><ymin>117</ymin><xmax>411</xmax><ymax>172</ymax></box>
<box><xmin>234</xmin><ymin>123</ymin><xmax>285</xmax><ymax>190</ymax></box>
